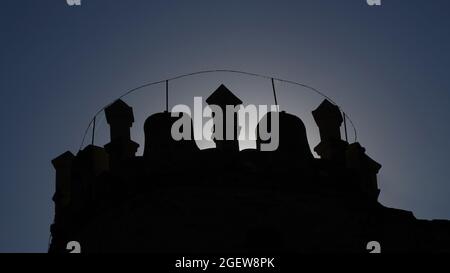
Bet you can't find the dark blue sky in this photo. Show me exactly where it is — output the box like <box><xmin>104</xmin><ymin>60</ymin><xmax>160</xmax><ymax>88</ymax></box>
<box><xmin>1</xmin><ymin>0</ymin><xmax>450</xmax><ymax>252</ymax></box>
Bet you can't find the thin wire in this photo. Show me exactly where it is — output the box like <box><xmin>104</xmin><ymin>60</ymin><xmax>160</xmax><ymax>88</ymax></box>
<box><xmin>79</xmin><ymin>69</ymin><xmax>358</xmax><ymax>150</ymax></box>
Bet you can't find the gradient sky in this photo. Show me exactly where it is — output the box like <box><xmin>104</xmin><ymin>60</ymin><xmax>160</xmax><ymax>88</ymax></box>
<box><xmin>1</xmin><ymin>0</ymin><xmax>450</xmax><ymax>252</ymax></box>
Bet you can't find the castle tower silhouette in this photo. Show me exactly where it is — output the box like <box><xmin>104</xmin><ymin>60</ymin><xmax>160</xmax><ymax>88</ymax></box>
<box><xmin>49</xmin><ymin>85</ymin><xmax>450</xmax><ymax>253</ymax></box>
<box><xmin>206</xmin><ymin>84</ymin><xmax>242</xmax><ymax>152</ymax></box>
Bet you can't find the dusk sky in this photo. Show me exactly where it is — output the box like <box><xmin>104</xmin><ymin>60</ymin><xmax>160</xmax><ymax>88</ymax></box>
<box><xmin>1</xmin><ymin>0</ymin><xmax>450</xmax><ymax>252</ymax></box>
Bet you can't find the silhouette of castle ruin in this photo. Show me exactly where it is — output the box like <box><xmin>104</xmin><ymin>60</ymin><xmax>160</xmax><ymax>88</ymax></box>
<box><xmin>50</xmin><ymin>84</ymin><xmax>450</xmax><ymax>253</ymax></box>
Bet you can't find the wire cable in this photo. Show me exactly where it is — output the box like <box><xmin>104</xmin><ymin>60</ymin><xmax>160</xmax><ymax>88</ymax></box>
<box><xmin>79</xmin><ymin>69</ymin><xmax>358</xmax><ymax>150</ymax></box>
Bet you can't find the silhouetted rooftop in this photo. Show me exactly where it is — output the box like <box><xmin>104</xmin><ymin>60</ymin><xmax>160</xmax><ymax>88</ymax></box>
<box><xmin>206</xmin><ymin>84</ymin><xmax>243</xmax><ymax>107</ymax></box>
<box><xmin>312</xmin><ymin>99</ymin><xmax>343</xmax><ymax>123</ymax></box>
<box><xmin>105</xmin><ymin>99</ymin><xmax>135</xmax><ymax>124</ymax></box>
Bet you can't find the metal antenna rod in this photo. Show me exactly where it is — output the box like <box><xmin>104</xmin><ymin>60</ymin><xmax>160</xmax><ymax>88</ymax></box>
<box><xmin>91</xmin><ymin>116</ymin><xmax>96</xmax><ymax>146</ymax></box>
<box><xmin>343</xmin><ymin>112</ymin><xmax>348</xmax><ymax>142</ymax></box>
<box><xmin>271</xmin><ymin>78</ymin><xmax>279</xmax><ymax>111</ymax></box>
<box><xmin>165</xmin><ymin>80</ymin><xmax>169</xmax><ymax>112</ymax></box>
